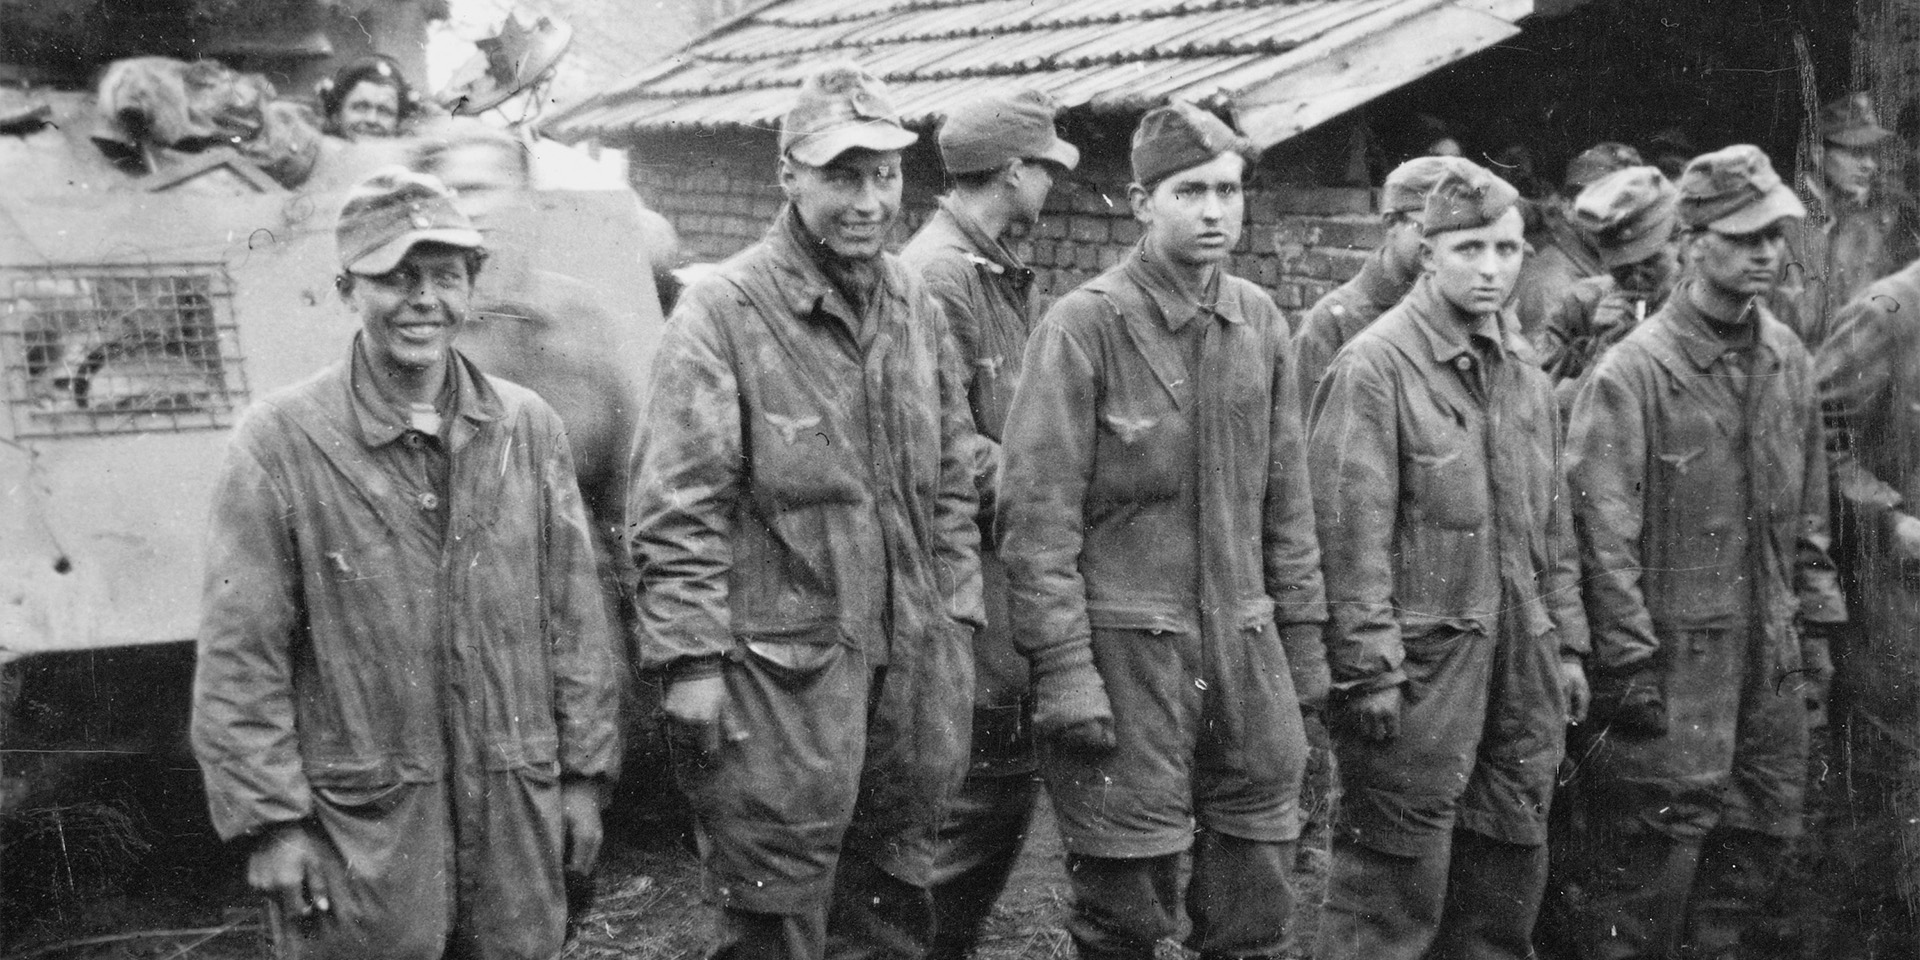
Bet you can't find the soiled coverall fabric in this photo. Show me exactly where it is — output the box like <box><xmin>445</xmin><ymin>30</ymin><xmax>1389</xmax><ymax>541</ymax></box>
<box><xmin>1292</xmin><ymin>248</ymin><xmax>1414</xmax><ymax>411</ymax></box>
<box><xmin>192</xmin><ymin>343</ymin><xmax>620</xmax><ymax>960</ymax></box>
<box><xmin>1810</xmin><ymin>260</ymin><xmax>1920</xmax><ymax>954</ymax></box>
<box><xmin>1538</xmin><ymin>274</ymin><xmax>1668</xmax><ymax>426</ymax></box>
<box><xmin>1308</xmin><ymin>276</ymin><xmax>1587</xmax><ymax>960</ymax></box>
<box><xmin>629</xmin><ymin>208</ymin><xmax>983</xmax><ymax>960</ymax></box>
<box><xmin>899</xmin><ymin>199</ymin><xmax>1039</xmax><ymax>960</ymax></box>
<box><xmin>1784</xmin><ymin>182</ymin><xmax>1918</xmax><ymax>349</ymax></box>
<box><xmin>1564</xmin><ymin>288</ymin><xmax>1844</xmax><ymax>959</ymax></box>
<box><xmin>1514</xmin><ymin>208</ymin><xmax>1605</xmax><ymax>342</ymax></box>
<box><xmin>1001</xmin><ymin>240</ymin><xmax>1327</xmax><ymax>959</ymax></box>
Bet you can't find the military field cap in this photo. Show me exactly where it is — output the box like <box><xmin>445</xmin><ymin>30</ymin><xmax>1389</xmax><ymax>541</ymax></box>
<box><xmin>1821</xmin><ymin>92</ymin><xmax>1892</xmax><ymax>148</ymax></box>
<box><xmin>1421</xmin><ymin>163</ymin><xmax>1520</xmax><ymax>236</ymax></box>
<box><xmin>1563</xmin><ymin>142</ymin><xmax>1643</xmax><ymax>194</ymax></box>
<box><xmin>336</xmin><ymin>166</ymin><xmax>483</xmax><ymax>276</ymax></box>
<box><xmin>1131</xmin><ymin>101</ymin><xmax>1252</xmax><ymax>187</ymax></box>
<box><xmin>1574</xmin><ymin>166</ymin><xmax>1680</xmax><ymax>268</ymax></box>
<box><xmin>780</xmin><ymin>62</ymin><xmax>918</xmax><ymax>167</ymax></box>
<box><xmin>940</xmin><ymin>87</ymin><xmax>1079</xmax><ymax>175</ymax></box>
<box><xmin>1677</xmin><ymin>144</ymin><xmax>1806</xmax><ymax>233</ymax></box>
<box><xmin>1382</xmin><ymin>155</ymin><xmax>1477</xmax><ymax>214</ymax></box>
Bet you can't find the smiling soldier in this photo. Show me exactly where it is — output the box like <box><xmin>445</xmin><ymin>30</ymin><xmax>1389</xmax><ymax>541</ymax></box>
<box><xmin>628</xmin><ymin>63</ymin><xmax>983</xmax><ymax>960</ymax></box>
<box><xmin>999</xmin><ymin>101</ymin><xmax>1328</xmax><ymax>960</ymax></box>
<box><xmin>191</xmin><ymin>168</ymin><xmax>620</xmax><ymax>960</ymax></box>
<box><xmin>1309</xmin><ymin>161</ymin><xmax>1589</xmax><ymax>960</ymax></box>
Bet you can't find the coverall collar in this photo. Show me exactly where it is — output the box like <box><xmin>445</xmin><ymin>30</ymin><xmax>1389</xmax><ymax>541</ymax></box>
<box><xmin>934</xmin><ymin>196</ymin><xmax>1033</xmax><ymax>289</ymax></box>
<box><xmin>346</xmin><ymin>333</ymin><xmax>499</xmax><ymax>452</ymax></box>
<box><xmin>1667</xmin><ymin>283</ymin><xmax>1777</xmax><ymax>371</ymax></box>
<box><xmin>1403</xmin><ymin>276</ymin><xmax>1510</xmax><ymax>367</ymax></box>
<box><xmin>1123</xmin><ymin>238</ymin><xmax>1244</xmax><ymax>332</ymax></box>
<box><xmin>765</xmin><ymin>205</ymin><xmax>910</xmax><ymax>336</ymax></box>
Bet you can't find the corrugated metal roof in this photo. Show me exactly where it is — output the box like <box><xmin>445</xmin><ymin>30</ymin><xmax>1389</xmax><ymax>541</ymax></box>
<box><xmin>547</xmin><ymin>0</ymin><xmax>1533</xmax><ymax>145</ymax></box>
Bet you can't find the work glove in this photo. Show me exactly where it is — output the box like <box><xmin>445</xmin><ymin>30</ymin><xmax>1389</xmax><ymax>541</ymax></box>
<box><xmin>1031</xmin><ymin>662</ymin><xmax>1116</xmax><ymax>756</ymax></box>
<box><xmin>1280</xmin><ymin>622</ymin><xmax>1332</xmax><ymax>715</ymax></box>
<box><xmin>1590</xmin><ymin>660</ymin><xmax>1667</xmax><ymax>738</ymax></box>
<box><xmin>1560</xmin><ymin>654</ymin><xmax>1591</xmax><ymax>726</ymax></box>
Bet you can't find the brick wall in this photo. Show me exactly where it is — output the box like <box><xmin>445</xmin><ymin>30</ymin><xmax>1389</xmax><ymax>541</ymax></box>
<box><xmin>629</xmin><ymin>129</ymin><xmax>1383</xmax><ymax>323</ymax></box>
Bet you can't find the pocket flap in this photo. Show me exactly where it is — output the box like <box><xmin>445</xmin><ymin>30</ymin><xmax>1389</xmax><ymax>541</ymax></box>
<box><xmin>1085</xmin><ymin>605</ymin><xmax>1193</xmax><ymax>634</ymax></box>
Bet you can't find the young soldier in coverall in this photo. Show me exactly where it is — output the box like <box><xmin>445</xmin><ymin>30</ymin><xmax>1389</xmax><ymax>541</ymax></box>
<box><xmin>1293</xmin><ymin>155</ymin><xmax>1477</xmax><ymax>409</ymax></box>
<box><xmin>628</xmin><ymin>64</ymin><xmax>982</xmax><ymax>960</ymax></box>
<box><xmin>1000</xmin><ymin>101</ymin><xmax>1329</xmax><ymax>960</ymax></box>
<box><xmin>1564</xmin><ymin>144</ymin><xmax>1846</xmax><ymax>960</ymax></box>
<box><xmin>1513</xmin><ymin>143</ymin><xmax>1643</xmax><ymax>340</ymax></box>
<box><xmin>191</xmin><ymin>168</ymin><xmax>620</xmax><ymax>960</ymax></box>
<box><xmin>898</xmin><ymin>87</ymin><xmax>1079</xmax><ymax>960</ymax></box>
<box><xmin>1309</xmin><ymin>162</ymin><xmax>1589</xmax><ymax>960</ymax></box>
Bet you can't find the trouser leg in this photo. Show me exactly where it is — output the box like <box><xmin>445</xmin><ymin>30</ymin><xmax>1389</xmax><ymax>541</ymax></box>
<box><xmin>1314</xmin><ymin>836</ymin><xmax>1450</xmax><ymax>960</ymax></box>
<box><xmin>1569</xmin><ymin>825</ymin><xmax>1699</xmax><ymax>960</ymax></box>
<box><xmin>825</xmin><ymin>844</ymin><xmax>935</xmax><ymax>960</ymax></box>
<box><xmin>1185</xmin><ymin>829</ymin><xmax>1294</xmax><ymax>960</ymax></box>
<box><xmin>1061</xmin><ymin>852</ymin><xmax>1181</xmax><ymax>960</ymax></box>
<box><xmin>1430</xmin><ymin>829</ymin><xmax>1549</xmax><ymax>960</ymax></box>
<box><xmin>713</xmin><ymin>906</ymin><xmax>826</xmax><ymax>960</ymax></box>
<box><xmin>928</xmin><ymin>772</ymin><xmax>1037</xmax><ymax>960</ymax></box>
<box><xmin>1684</xmin><ymin>828</ymin><xmax>1785</xmax><ymax>960</ymax></box>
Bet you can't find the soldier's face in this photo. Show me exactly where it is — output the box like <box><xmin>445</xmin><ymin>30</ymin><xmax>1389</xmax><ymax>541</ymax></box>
<box><xmin>1132</xmin><ymin>151</ymin><xmax>1245</xmax><ymax>268</ymax></box>
<box><xmin>1383</xmin><ymin>213</ymin><xmax>1425</xmax><ymax>274</ymax></box>
<box><xmin>1822</xmin><ymin>143</ymin><xmax>1878</xmax><ymax>199</ymax></box>
<box><xmin>339</xmin><ymin>81</ymin><xmax>401</xmax><ymax>141</ymax></box>
<box><xmin>341</xmin><ymin>245</ymin><xmax>474</xmax><ymax>377</ymax></box>
<box><xmin>1009</xmin><ymin>158</ymin><xmax>1059</xmax><ymax>228</ymax></box>
<box><xmin>782</xmin><ymin>149</ymin><xmax>902</xmax><ymax>260</ymax></box>
<box><xmin>1611</xmin><ymin>243</ymin><xmax>1682</xmax><ymax>297</ymax></box>
<box><xmin>1421</xmin><ymin>208</ymin><xmax>1525</xmax><ymax>317</ymax></box>
<box><xmin>1690</xmin><ymin>222</ymin><xmax>1788</xmax><ymax>300</ymax></box>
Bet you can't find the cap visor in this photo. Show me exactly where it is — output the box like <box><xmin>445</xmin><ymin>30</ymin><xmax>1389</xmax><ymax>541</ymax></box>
<box><xmin>788</xmin><ymin>121</ymin><xmax>918</xmax><ymax>166</ymax></box>
<box><xmin>1600</xmin><ymin>227</ymin><xmax>1669</xmax><ymax>269</ymax></box>
<box><xmin>1707</xmin><ymin>186</ymin><xmax>1806</xmax><ymax>235</ymax></box>
<box><xmin>1040</xmin><ymin>136</ymin><xmax>1081</xmax><ymax>172</ymax></box>
<box><xmin>347</xmin><ymin>227</ymin><xmax>485</xmax><ymax>275</ymax></box>
<box><xmin>1828</xmin><ymin>126</ymin><xmax>1892</xmax><ymax>148</ymax></box>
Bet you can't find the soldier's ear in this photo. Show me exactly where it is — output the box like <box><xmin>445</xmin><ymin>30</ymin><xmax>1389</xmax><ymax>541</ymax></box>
<box><xmin>335</xmin><ymin>272</ymin><xmax>356</xmax><ymax>303</ymax></box>
<box><xmin>1128</xmin><ymin>182</ymin><xmax>1152</xmax><ymax>223</ymax></box>
<box><xmin>1418</xmin><ymin>237</ymin><xmax>1436</xmax><ymax>274</ymax></box>
<box><xmin>778</xmin><ymin>157</ymin><xmax>799</xmax><ymax>199</ymax></box>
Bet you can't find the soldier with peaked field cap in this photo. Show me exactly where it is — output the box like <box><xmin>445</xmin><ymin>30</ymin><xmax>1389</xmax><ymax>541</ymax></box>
<box><xmin>1293</xmin><ymin>153</ymin><xmax>1478</xmax><ymax>410</ymax></box>
<box><xmin>1537</xmin><ymin>165</ymin><xmax>1684</xmax><ymax>413</ymax></box>
<box><xmin>898</xmin><ymin>84</ymin><xmax>1078</xmax><ymax>960</ymax></box>
<box><xmin>628</xmin><ymin>63</ymin><xmax>983</xmax><ymax>960</ymax></box>
<box><xmin>1309</xmin><ymin>161</ymin><xmax>1588</xmax><ymax>960</ymax></box>
<box><xmin>191</xmin><ymin>167</ymin><xmax>621</xmax><ymax>960</ymax></box>
<box><xmin>1513</xmin><ymin>141</ymin><xmax>1644</xmax><ymax>341</ymax></box>
<box><xmin>1563</xmin><ymin>144</ymin><xmax>1845</xmax><ymax>960</ymax></box>
<box><xmin>999</xmin><ymin>100</ymin><xmax>1328</xmax><ymax>960</ymax></box>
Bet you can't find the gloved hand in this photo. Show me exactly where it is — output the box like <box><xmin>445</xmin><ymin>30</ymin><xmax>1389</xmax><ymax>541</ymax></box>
<box><xmin>1560</xmin><ymin>654</ymin><xmax>1591</xmax><ymax>726</ymax></box>
<box><xmin>1031</xmin><ymin>663</ymin><xmax>1117</xmax><ymax>756</ymax></box>
<box><xmin>663</xmin><ymin>673</ymin><xmax>727</xmax><ymax>756</ymax></box>
<box><xmin>1591</xmin><ymin>661</ymin><xmax>1667</xmax><ymax>738</ymax></box>
<box><xmin>1338</xmin><ymin>684</ymin><xmax>1404</xmax><ymax>743</ymax></box>
<box><xmin>1894</xmin><ymin>513</ymin><xmax>1920</xmax><ymax>563</ymax></box>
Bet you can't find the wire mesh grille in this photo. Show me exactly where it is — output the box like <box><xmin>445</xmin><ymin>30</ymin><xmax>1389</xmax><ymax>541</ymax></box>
<box><xmin>0</xmin><ymin>263</ymin><xmax>249</xmax><ymax>438</ymax></box>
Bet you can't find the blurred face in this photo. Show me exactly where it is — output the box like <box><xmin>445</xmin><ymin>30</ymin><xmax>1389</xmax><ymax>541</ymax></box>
<box><xmin>1421</xmin><ymin>207</ymin><xmax>1526</xmax><ymax>317</ymax></box>
<box><xmin>1131</xmin><ymin>151</ymin><xmax>1246</xmax><ymax>268</ymax></box>
<box><xmin>1009</xmin><ymin>158</ymin><xmax>1060</xmax><ymax>228</ymax></box>
<box><xmin>1822</xmin><ymin>143</ymin><xmax>1879</xmax><ymax>200</ymax></box>
<box><xmin>341</xmin><ymin>245</ymin><xmax>474</xmax><ymax>380</ymax></box>
<box><xmin>1689</xmin><ymin>221</ymin><xmax>1788</xmax><ymax>302</ymax></box>
<box><xmin>1610</xmin><ymin>242</ymin><xmax>1682</xmax><ymax>297</ymax></box>
<box><xmin>430</xmin><ymin>141</ymin><xmax>528</xmax><ymax>233</ymax></box>
<box><xmin>1382</xmin><ymin>212</ymin><xmax>1425</xmax><ymax>275</ymax></box>
<box><xmin>338</xmin><ymin>80</ymin><xmax>401</xmax><ymax>141</ymax></box>
<box><xmin>781</xmin><ymin>148</ymin><xmax>902</xmax><ymax>260</ymax></box>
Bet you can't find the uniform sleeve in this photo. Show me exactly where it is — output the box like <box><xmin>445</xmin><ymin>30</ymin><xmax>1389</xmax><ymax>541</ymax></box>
<box><xmin>1291</xmin><ymin>294</ymin><xmax>1345</xmax><ymax>414</ymax></box>
<box><xmin>627</xmin><ymin>286</ymin><xmax>743</xmax><ymax>678</ymax></box>
<box><xmin>922</xmin><ymin>267</ymin><xmax>1003</xmax><ymax>521</ymax></box>
<box><xmin>1794</xmin><ymin>352</ymin><xmax>1847</xmax><ymax>625</ymax></box>
<box><xmin>1307</xmin><ymin>347</ymin><xmax>1406</xmax><ymax>693</ymax></box>
<box><xmin>1816</xmin><ymin>292</ymin><xmax>1906</xmax><ymax>528</ymax></box>
<box><xmin>1264</xmin><ymin>307</ymin><xmax>1328</xmax><ymax>626</ymax></box>
<box><xmin>1565</xmin><ymin>356</ymin><xmax>1660</xmax><ymax>671</ymax></box>
<box><xmin>1000</xmin><ymin>306</ymin><xmax>1102</xmax><ymax>712</ymax></box>
<box><xmin>537</xmin><ymin>407</ymin><xmax>623</xmax><ymax>780</ymax></box>
<box><xmin>1537</xmin><ymin>286</ymin><xmax>1588</xmax><ymax>377</ymax></box>
<box><xmin>927</xmin><ymin>291</ymin><xmax>986</xmax><ymax>628</ymax></box>
<box><xmin>190</xmin><ymin>421</ymin><xmax>310</xmax><ymax>842</ymax></box>
<box><xmin>1545</xmin><ymin>388</ymin><xmax>1591</xmax><ymax>656</ymax></box>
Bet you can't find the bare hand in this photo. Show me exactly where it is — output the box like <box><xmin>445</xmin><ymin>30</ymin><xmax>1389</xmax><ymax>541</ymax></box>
<box><xmin>249</xmin><ymin>822</ymin><xmax>330</xmax><ymax>919</ymax></box>
<box><xmin>1894</xmin><ymin>513</ymin><xmax>1920</xmax><ymax>562</ymax></box>
<box><xmin>1344</xmin><ymin>685</ymin><xmax>1404</xmax><ymax>742</ymax></box>
<box><xmin>562</xmin><ymin>779</ymin><xmax>606</xmax><ymax>876</ymax></box>
<box><xmin>663</xmin><ymin>675</ymin><xmax>726</xmax><ymax>726</ymax></box>
<box><xmin>1051</xmin><ymin>716</ymin><xmax>1117</xmax><ymax>754</ymax></box>
<box><xmin>1560</xmin><ymin>657</ymin><xmax>1591</xmax><ymax>726</ymax></box>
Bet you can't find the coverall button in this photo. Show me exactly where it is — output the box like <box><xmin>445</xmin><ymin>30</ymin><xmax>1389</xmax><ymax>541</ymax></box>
<box><xmin>419</xmin><ymin>492</ymin><xmax>440</xmax><ymax>510</ymax></box>
<box><xmin>1455</xmin><ymin>355</ymin><xmax>1473</xmax><ymax>371</ymax></box>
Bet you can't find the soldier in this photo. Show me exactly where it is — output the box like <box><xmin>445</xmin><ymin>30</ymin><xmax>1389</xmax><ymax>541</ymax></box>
<box><xmin>1000</xmin><ymin>101</ymin><xmax>1328</xmax><ymax>960</ymax></box>
<box><xmin>1513</xmin><ymin>142</ymin><xmax>1642</xmax><ymax>340</ymax></box>
<box><xmin>1537</xmin><ymin>165</ymin><xmax>1683</xmax><ymax>411</ymax></box>
<box><xmin>1309</xmin><ymin>162</ymin><xmax>1588</xmax><ymax>960</ymax></box>
<box><xmin>1786</xmin><ymin>92</ymin><xmax>1920</xmax><ymax>347</ymax></box>
<box><xmin>1564</xmin><ymin>144</ymin><xmax>1845</xmax><ymax>960</ymax></box>
<box><xmin>1808</xmin><ymin>197</ymin><xmax>1920</xmax><ymax>958</ymax></box>
<box><xmin>191</xmin><ymin>168</ymin><xmax>620</xmax><ymax>959</ymax></box>
<box><xmin>897</xmin><ymin>87</ymin><xmax>1079</xmax><ymax>960</ymax></box>
<box><xmin>1293</xmin><ymin>154</ymin><xmax>1474</xmax><ymax>409</ymax></box>
<box><xmin>628</xmin><ymin>64</ymin><xmax>983</xmax><ymax>960</ymax></box>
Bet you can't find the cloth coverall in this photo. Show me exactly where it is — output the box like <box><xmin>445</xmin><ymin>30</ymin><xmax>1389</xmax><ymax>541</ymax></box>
<box><xmin>1000</xmin><ymin>241</ymin><xmax>1328</xmax><ymax>960</ymax></box>
<box><xmin>629</xmin><ymin>208</ymin><xmax>983</xmax><ymax>960</ymax></box>
<box><xmin>1514</xmin><ymin>206</ymin><xmax>1605</xmax><ymax>342</ymax></box>
<box><xmin>1537</xmin><ymin>274</ymin><xmax>1668</xmax><ymax>423</ymax></box>
<box><xmin>1308</xmin><ymin>275</ymin><xmax>1587</xmax><ymax>960</ymax></box>
<box><xmin>1292</xmin><ymin>247</ymin><xmax>1414</xmax><ymax>410</ymax></box>
<box><xmin>899</xmin><ymin>198</ymin><xmax>1041</xmax><ymax>960</ymax></box>
<box><xmin>1810</xmin><ymin>260</ymin><xmax>1920</xmax><ymax>956</ymax></box>
<box><xmin>1564</xmin><ymin>289</ymin><xmax>1844</xmax><ymax>959</ymax></box>
<box><xmin>192</xmin><ymin>344</ymin><xmax>620</xmax><ymax>960</ymax></box>
<box><xmin>1784</xmin><ymin>180</ymin><xmax>1918</xmax><ymax>349</ymax></box>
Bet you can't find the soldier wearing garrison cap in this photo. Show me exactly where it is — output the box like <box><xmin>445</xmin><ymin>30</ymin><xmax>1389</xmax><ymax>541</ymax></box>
<box><xmin>630</xmin><ymin>63</ymin><xmax>984</xmax><ymax>959</ymax></box>
<box><xmin>1538</xmin><ymin>165</ymin><xmax>1685</xmax><ymax>412</ymax></box>
<box><xmin>1000</xmin><ymin>101</ymin><xmax>1327</xmax><ymax>960</ymax></box>
<box><xmin>1514</xmin><ymin>142</ymin><xmax>1645</xmax><ymax>344</ymax></box>
<box><xmin>192</xmin><ymin>167</ymin><xmax>619</xmax><ymax>959</ymax></box>
<box><xmin>1786</xmin><ymin>91</ymin><xmax>1920</xmax><ymax>347</ymax></box>
<box><xmin>1564</xmin><ymin>143</ymin><xmax>1844</xmax><ymax>959</ymax></box>
<box><xmin>899</xmin><ymin>85</ymin><xmax>1078</xmax><ymax>960</ymax></box>
<box><xmin>1294</xmin><ymin>154</ymin><xmax>1478</xmax><ymax>410</ymax></box>
<box><xmin>1309</xmin><ymin>160</ymin><xmax>1588</xmax><ymax>960</ymax></box>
